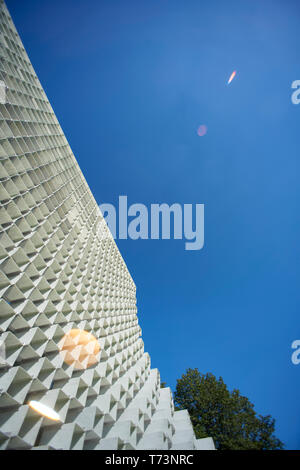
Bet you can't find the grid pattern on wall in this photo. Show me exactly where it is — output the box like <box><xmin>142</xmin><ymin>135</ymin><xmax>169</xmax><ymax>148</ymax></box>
<box><xmin>0</xmin><ymin>0</ymin><xmax>214</xmax><ymax>450</ymax></box>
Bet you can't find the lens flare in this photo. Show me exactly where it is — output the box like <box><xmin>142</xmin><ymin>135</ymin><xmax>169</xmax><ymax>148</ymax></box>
<box><xmin>228</xmin><ymin>70</ymin><xmax>237</xmax><ymax>84</ymax></box>
<box><xmin>197</xmin><ymin>125</ymin><xmax>207</xmax><ymax>137</ymax></box>
<box><xmin>29</xmin><ymin>401</ymin><xmax>61</xmax><ymax>421</ymax></box>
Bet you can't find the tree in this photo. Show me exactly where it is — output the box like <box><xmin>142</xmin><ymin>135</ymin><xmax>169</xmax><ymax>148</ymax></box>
<box><xmin>174</xmin><ymin>368</ymin><xmax>284</xmax><ymax>450</ymax></box>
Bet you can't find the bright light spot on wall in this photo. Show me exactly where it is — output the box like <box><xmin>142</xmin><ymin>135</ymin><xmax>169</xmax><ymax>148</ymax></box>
<box><xmin>29</xmin><ymin>401</ymin><xmax>61</xmax><ymax>421</ymax></box>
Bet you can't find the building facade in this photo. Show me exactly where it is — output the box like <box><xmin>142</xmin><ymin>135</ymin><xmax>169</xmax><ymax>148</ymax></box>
<box><xmin>0</xmin><ymin>0</ymin><xmax>214</xmax><ymax>450</ymax></box>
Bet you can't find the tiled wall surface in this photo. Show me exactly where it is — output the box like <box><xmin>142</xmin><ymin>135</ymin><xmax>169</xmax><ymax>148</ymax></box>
<box><xmin>0</xmin><ymin>0</ymin><xmax>214</xmax><ymax>450</ymax></box>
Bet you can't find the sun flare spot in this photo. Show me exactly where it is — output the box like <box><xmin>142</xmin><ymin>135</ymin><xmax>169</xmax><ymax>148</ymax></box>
<box><xmin>197</xmin><ymin>125</ymin><xmax>207</xmax><ymax>137</ymax></box>
<box><xmin>228</xmin><ymin>70</ymin><xmax>237</xmax><ymax>84</ymax></box>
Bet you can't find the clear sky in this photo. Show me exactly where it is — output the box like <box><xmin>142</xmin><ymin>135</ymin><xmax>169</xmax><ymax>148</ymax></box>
<box><xmin>6</xmin><ymin>0</ymin><xmax>300</xmax><ymax>449</ymax></box>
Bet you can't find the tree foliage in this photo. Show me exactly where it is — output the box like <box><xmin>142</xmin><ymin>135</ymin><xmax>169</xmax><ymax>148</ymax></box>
<box><xmin>174</xmin><ymin>368</ymin><xmax>284</xmax><ymax>450</ymax></box>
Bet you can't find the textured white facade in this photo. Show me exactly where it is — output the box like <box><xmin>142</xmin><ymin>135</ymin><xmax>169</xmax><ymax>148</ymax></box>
<box><xmin>0</xmin><ymin>0</ymin><xmax>214</xmax><ymax>450</ymax></box>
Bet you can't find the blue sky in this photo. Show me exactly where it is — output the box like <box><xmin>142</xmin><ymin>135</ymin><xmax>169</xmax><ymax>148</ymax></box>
<box><xmin>7</xmin><ymin>0</ymin><xmax>300</xmax><ymax>449</ymax></box>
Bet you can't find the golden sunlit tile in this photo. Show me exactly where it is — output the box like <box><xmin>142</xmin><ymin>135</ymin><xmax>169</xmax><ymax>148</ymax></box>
<box><xmin>58</xmin><ymin>329</ymin><xmax>100</xmax><ymax>370</ymax></box>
